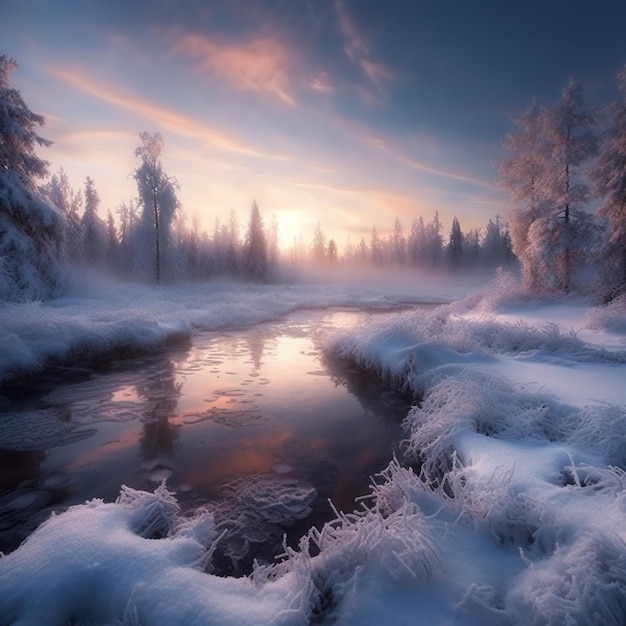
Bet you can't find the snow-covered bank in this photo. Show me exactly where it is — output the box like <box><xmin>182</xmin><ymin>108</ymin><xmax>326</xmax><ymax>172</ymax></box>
<box><xmin>1</xmin><ymin>283</ymin><xmax>625</xmax><ymax>624</ymax></box>
<box><xmin>322</xmin><ymin>293</ymin><xmax>626</xmax><ymax>623</ymax></box>
<box><xmin>0</xmin><ymin>279</ymin><xmax>466</xmax><ymax>386</ymax></box>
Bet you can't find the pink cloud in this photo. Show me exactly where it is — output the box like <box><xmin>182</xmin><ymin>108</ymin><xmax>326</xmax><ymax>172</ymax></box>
<box><xmin>168</xmin><ymin>32</ymin><xmax>297</xmax><ymax>106</ymax></box>
<box><xmin>50</xmin><ymin>67</ymin><xmax>288</xmax><ymax>160</ymax></box>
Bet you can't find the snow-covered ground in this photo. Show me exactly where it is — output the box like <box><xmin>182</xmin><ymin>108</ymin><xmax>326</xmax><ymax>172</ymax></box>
<box><xmin>1</xmin><ymin>279</ymin><xmax>625</xmax><ymax>625</ymax></box>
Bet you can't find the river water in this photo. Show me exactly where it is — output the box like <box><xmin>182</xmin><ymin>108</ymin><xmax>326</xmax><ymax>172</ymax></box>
<box><xmin>0</xmin><ymin>307</ymin><xmax>421</xmax><ymax>568</ymax></box>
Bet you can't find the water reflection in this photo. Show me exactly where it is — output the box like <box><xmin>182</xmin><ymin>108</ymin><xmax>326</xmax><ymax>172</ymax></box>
<box><xmin>137</xmin><ymin>359</ymin><xmax>182</xmax><ymax>483</ymax></box>
<box><xmin>0</xmin><ymin>308</ymin><xmax>417</xmax><ymax>558</ymax></box>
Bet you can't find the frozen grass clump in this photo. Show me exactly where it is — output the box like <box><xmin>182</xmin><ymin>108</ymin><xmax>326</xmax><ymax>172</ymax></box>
<box><xmin>324</xmin><ymin>304</ymin><xmax>625</xmax><ymax>403</ymax></box>
<box><xmin>507</xmin><ymin>531</ymin><xmax>626</xmax><ymax>625</ymax></box>
<box><xmin>116</xmin><ymin>482</ymin><xmax>181</xmax><ymax>539</ymax></box>
<box><xmin>584</xmin><ymin>293</ymin><xmax>626</xmax><ymax>333</ymax></box>
<box><xmin>254</xmin><ymin>459</ymin><xmax>440</xmax><ymax>621</ymax></box>
<box><xmin>561</xmin><ymin>403</ymin><xmax>626</xmax><ymax>467</ymax></box>
<box><xmin>401</xmin><ymin>371</ymin><xmax>558</xmax><ymax>477</ymax></box>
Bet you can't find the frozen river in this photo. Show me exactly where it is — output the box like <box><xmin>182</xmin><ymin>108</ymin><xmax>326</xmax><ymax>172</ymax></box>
<box><xmin>0</xmin><ymin>307</ymin><xmax>423</xmax><ymax>568</ymax></box>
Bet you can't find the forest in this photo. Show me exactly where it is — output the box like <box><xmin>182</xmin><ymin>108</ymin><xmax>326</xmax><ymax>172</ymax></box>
<box><xmin>2</xmin><ymin>52</ymin><xmax>625</xmax><ymax>302</ymax></box>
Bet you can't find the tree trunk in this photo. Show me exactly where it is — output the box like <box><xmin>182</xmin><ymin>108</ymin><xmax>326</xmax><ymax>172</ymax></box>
<box><xmin>153</xmin><ymin>189</ymin><xmax>160</xmax><ymax>285</ymax></box>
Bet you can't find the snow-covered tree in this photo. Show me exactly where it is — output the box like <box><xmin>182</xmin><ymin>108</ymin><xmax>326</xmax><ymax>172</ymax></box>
<box><xmin>81</xmin><ymin>176</ymin><xmax>107</xmax><ymax>267</ymax></box>
<box><xmin>133</xmin><ymin>132</ymin><xmax>180</xmax><ymax>284</ymax></box>
<box><xmin>311</xmin><ymin>221</ymin><xmax>326</xmax><ymax>263</ymax></box>
<box><xmin>0</xmin><ymin>55</ymin><xmax>67</xmax><ymax>301</ymax></box>
<box><xmin>244</xmin><ymin>200</ymin><xmax>268</xmax><ymax>281</ymax></box>
<box><xmin>407</xmin><ymin>217</ymin><xmax>426</xmax><ymax>266</ymax></box>
<box><xmin>116</xmin><ymin>199</ymin><xmax>138</xmax><ymax>273</ymax></box>
<box><xmin>424</xmin><ymin>212</ymin><xmax>443</xmax><ymax>267</ymax></box>
<box><xmin>533</xmin><ymin>79</ymin><xmax>597</xmax><ymax>292</ymax></box>
<box><xmin>327</xmin><ymin>238</ymin><xmax>338</xmax><ymax>263</ymax></box>
<box><xmin>447</xmin><ymin>215</ymin><xmax>463</xmax><ymax>270</ymax></box>
<box><xmin>370</xmin><ymin>226</ymin><xmax>383</xmax><ymax>265</ymax></box>
<box><xmin>105</xmin><ymin>209</ymin><xmax>119</xmax><ymax>272</ymax></box>
<box><xmin>497</xmin><ymin>98</ymin><xmax>548</xmax><ymax>289</ymax></box>
<box><xmin>267</xmin><ymin>213</ymin><xmax>279</xmax><ymax>271</ymax></box>
<box><xmin>591</xmin><ymin>65</ymin><xmax>626</xmax><ymax>299</ymax></box>
<box><xmin>391</xmin><ymin>217</ymin><xmax>406</xmax><ymax>265</ymax></box>
<box><xmin>499</xmin><ymin>82</ymin><xmax>597</xmax><ymax>293</ymax></box>
<box><xmin>40</xmin><ymin>167</ymin><xmax>83</xmax><ymax>262</ymax></box>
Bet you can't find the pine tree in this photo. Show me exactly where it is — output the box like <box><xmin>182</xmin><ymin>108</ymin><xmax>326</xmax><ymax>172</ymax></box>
<box><xmin>311</xmin><ymin>221</ymin><xmax>326</xmax><ymax>262</ymax></box>
<box><xmin>591</xmin><ymin>65</ymin><xmax>626</xmax><ymax>299</ymax></box>
<box><xmin>81</xmin><ymin>176</ymin><xmax>107</xmax><ymax>267</ymax></box>
<box><xmin>0</xmin><ymin>55</ymin><xmax>67</xmax><ymax>300</ymax></box>
<box><xmin>327</xmin><ymin>238</ymin><xmax>338</xmax><ymax>263</ymax></box>
<box><xmin>391</xmin><ymin>217</ymin><xmax>406</xmax><ymax>265</ymax></box>
<box><xmin>40</xmin><ymin>167</ymin><xmax>83</xmax><ymax>262</ymax></box>
<box><xmin>498</xmin><ymin>83</ymin><xmax>597</xmax><ymax>293</ymax></box>
<box><xmin>244</xmin><ymin>200</ymin><xmax>268</xmax><ymax>281</ymax></box>
<box><xmin>534</xmin><ymin>79</ymin><xmax>597</xmax><ymax>292</ymax></box>
<box><xmin>497</xmin><ymin>98</ymin><xmax>549</xmax><ymax>289</ymax></box>
<box><xmin>447</xmin><ymin>215</ymin><xmax>463</xmax><ymax>270</ymax></box>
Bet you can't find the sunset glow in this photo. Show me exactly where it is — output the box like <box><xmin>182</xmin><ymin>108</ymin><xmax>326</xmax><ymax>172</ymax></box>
<box><xmin>3</xmin><ymin>0</ymin><xmax>626</xmax><ymax>248</ymax></box>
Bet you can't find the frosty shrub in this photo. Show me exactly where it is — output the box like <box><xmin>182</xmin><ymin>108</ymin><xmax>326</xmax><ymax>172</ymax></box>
<box><xmin>507</xmin><ymin>531</ymin><xmax>626</xmax><ymax>625</ymax></box>
<box><xmin>401</xmin><ymin>371</ymin><xmax>555</xmax><ymax>473</ymax></box>
<box><xmin>116</xmin><ymin>482</ymin><xmax>180</xmax><ymax>539</ymax></box>
<box><xmin>583</xmin><ymin>293</ymin><xmax>626</xmax><ymax>333</ymax></box>
<box><xmin>562</xmin><ymin>403</ymin><xmax>626</xmax><ymax>467</ymax></box>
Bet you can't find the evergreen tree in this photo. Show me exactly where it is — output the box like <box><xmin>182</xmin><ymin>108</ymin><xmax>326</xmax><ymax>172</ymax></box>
<box><xmin>499</xmin><ymin>83</ymin><xmax>597</xmax><ymax>292</ymax></box>
<box><xmin>424</xmin><ymin>212</ymin><xmax>443</xmax><ymax>267</ymax></box>
<box><xmin>591</xmin><ymin>65</ymin><xmax>626</xmax><ymax>299</ymax></box>
<box><xmin>533</xmin><ymin>79</ymin><xmax>597</xmax><ymax>292</ymax></box>
<box><xmin>370</xmin><ymin>226</ymin><xmax>383</xmax><ymax>265</ymax></box>
<box><xmin>40</xmin><ymin>167</ymin><xmax>83</xmax><ymax>262</ymax></box>
<box><xmin>268</xmin><ymin>213</ymin><xmax>279</xmax><ymax>271</ymax></box>
<box><xmin>0</xmin><ymin>55</ymin><xmax>67</xmax><ymax>300</ymax></box>
<box><xmin>311</xmin><ymin>220</ymin><xmax>326</xmax><ymax>262</ymax></box>
<box><xmin>447</xmin><ymin>215</ymin><xmax>463</xmax><ymax>270</ymax></box>
<box><xmin>391</xmin><ymin>217</ymin><xmax>406</xmax><ymax>265</ymax></box>
<box><xmin>81</xmin><ymin>176</ymin><xmax>107</xmax><ymax>267</ymax></box>
<box><xmin>327</xmin><ymin>238</ymin><xmax>338</xmax><ymax>263</ymax></box>
<box><xmin>497</xmin><ymin>98</ymin><xmax>550</xmax><ymax>289</ymax></box>
<box><xmin>105</xmin><ymin>209</ymin><xmax>119</xmax><ymax>272</ymax></box>
<box><xmin>244</xmin><ymin>200</ymin><xmax>268</xmax><ymax>281</ymax></box>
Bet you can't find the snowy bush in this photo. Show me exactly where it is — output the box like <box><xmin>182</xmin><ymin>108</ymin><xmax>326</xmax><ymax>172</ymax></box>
<box><xmin>584</xmin><ymin>293</ymin><xmax>626</xmax><ymax>333</ymax></box>
<box><xmin>507</xmin><ymin>531</ymin><xmax>626</xmax><ymax>625</ymax></box>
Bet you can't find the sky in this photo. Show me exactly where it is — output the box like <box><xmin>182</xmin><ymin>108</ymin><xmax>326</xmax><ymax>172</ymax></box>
<box><xmin>3</xmin><ymin>0</ymin><xmax>626</xmax><ymax>250</ymax></box>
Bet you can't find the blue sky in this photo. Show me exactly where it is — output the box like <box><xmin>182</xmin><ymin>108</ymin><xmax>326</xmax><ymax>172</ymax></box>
<box><xmin>3</xmin><ymin>0</ymin><xmax>626</xmax><ymax>247</ymax></box>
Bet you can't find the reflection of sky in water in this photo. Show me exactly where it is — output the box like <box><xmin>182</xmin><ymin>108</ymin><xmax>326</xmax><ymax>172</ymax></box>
<box><xmin>0</xmin><ymin>308</ymin><xmax>415</xmax><ymax>551</ymax></box>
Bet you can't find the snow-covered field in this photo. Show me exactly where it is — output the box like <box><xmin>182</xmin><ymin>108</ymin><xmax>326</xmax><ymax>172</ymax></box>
<box><xmin>1</xmin><ymin>279</ymin><xmax>625</xmax><ymax>625</ymax></box>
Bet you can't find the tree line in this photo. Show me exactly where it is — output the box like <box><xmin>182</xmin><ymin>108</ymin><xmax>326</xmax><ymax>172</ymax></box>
<box><xmin>498</xmin><ymin>73</ymin><xmax>626</xmax><ymax>300</ymax></box>
<box><xmin>3</xmin><ymin>50</ymin><xmax>626</xmax><ymax>301</ymax></box>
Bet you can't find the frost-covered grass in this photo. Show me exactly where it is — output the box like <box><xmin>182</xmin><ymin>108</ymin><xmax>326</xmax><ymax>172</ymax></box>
<box><xmin>0</xmin><ymin>277</ymin><xmax>463</xmax><ymax>385</ymax></box>
<box><xmin>1</xmin><ymin>277</ymin><xmax>625</xmax><ymax>625</ymax></box>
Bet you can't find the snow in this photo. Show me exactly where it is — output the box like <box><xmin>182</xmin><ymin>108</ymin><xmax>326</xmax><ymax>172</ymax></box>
<box><xmin>0</xmin><ymin>278</ymin><xmax>464</xmax><ymax>386</ymax></box>
<box><xmin>1</xmin><ymin>279</ymin><xmax>625</xmax><ymax>625</ymax></box>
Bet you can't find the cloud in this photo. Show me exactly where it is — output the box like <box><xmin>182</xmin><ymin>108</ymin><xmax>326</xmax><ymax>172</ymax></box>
<box><xmin>334</xmin><ymin>0</ymin><xmax>393</xmax><ymax>96</ymax></box>
<box><xmin>309</xmin><ymin>71</ymin><xmax>334</xmax><ymax>94</ymax></box>
<box><xmin>50</xmin><ymin>66</ymin><xmax>288</xmax><ymax>160</ymax></box>
<box><xmin>168</xmin><ymin>32</ymin><xmax>297</xmax><ymax>106</ymax></box>
<box><xmin>365</xmin><ymin>135</ymin><xmax>497</xmax><ymax>190</ymax></box>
